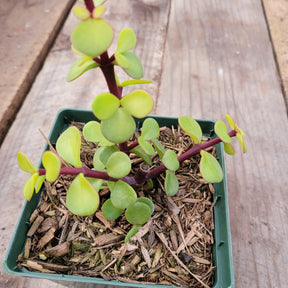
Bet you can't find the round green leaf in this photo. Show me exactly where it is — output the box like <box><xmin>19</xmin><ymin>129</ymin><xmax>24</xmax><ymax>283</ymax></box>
<box><xmin>42</xmin><ymin>151</ymin><xmax>61</xmax><ymax>182</ymax></box>
<box><xmin>199</xmin><ymin>150</ymin><xmax>223</xmax><ymax>183</ymax></box>
<box><xmin>117</xmin><ymin>28</ymin><xmax>137</xmax><ymax>53</ymax></box>
<box><xmin>73</xmin><ymin>6</ymin><xmax>90</xmax><ymax>20</ymax></box>
<box><xmin>106</xmin><ymin>151</ymin><xmax>131</xmax><ymax>178</ymax></box>
<box><xmin>141</xmin><ymin>118</ymin><xmax>159</xmax><ymax>140</ymax></box>
<box><xmin>162</xmin><ymin>149</ymin><xmax>179</xmax><ymax>172</ymax></box>
<box><xmin>83</xmin><ymin>121</ymin><xmax>113</xmax><ymax>146</ymax></box>
<box><xmin>121</xmin><ymin>90</ymin><xmax>153</xmax><ymax>118</ymax></box>
<box><xmin>137</xmin><ymin>197</ymin><xmax>154</xmax><ymax>214</ymax></box>
<box><xmin>17</xmin><ymin>152</ymin><xmax>37</xmax><ymax>174</ymax></box>
<box><xmin>179</xmin><ymin>116</ymin><xmax>202</xmax><ymax>144</ymax></box>
<box><xmin>71</xmin><ymin>18</ymin><xmax>113</xmax><ymax>58</ymax></box>
<box><xmin>101</xmin><ymin>108</ymin><xmax>136</xmax><ymax>144</ymax></box>
<box><xmin>66</xmin><ymin>173</ymin><xmax>99</xmax><ymax>216</ymax></box>
<box><xmin>67</xmin><ymin>56</ymin><xmax>99</xmax><ymax>82</ymax></box>
<box><xmin>86</xmin><ymin>178</ymin><xmax>104</xmax><ymax>191</ymax></box>
<box><xmin>98</xmin><ymin>146</ymin><xmax>119</xmax><ymax>165</ymax></box>
<box><xmin>56</xmin><ymin>126</ymin><xmax>82</xmax><ymax>168</ymax></box>
<box><xmin>118</xmin><ymin>51</ymin><xmax>143</xmax><ymax>79</ymax></box>
<box><xmin>138</xmin><ymin>136</ymin><xmax>155</xmax><ymax>156</ymax></box>
<box><xmin>125</xmin><ymin>226</ymin><xmax>142</xmax><ymax>243</ymax></box>
<box><xmin>223</xmin><ymin>142</ymin><xmax>235</xmax><ymax>155</ymax></box>
<box><xmin>92</xmin><ymin>5</ymin><xmax>105</xmax><ymax>18</ymax></box>
<box><xmin>111</xmin><ymin>180</ymin><xmax>137</xmax><ymax>210</ymax></box>
<box><xmin>115</xmin><ymin>51</ymin><xmax>130</xmax><ymax>68</ymax></box>
<box><xmin>164</xmin><ymin>170</ymin><xmax>179</xmax><ymax>196</ymax></box>
<box><xmin>102</xmin><ymin>198</ymin><xmax>124</xmax><ymax>220</ymax></box>
<box><xmin>92</xmin><ymin>92</ymin><xmax>120</xmax><ymax>120</ymax></box>
<box><xmin>35</xmin><ymin>175</ymin><xmax>45</xmax><ymax>193</ymax></box>
<box><xmin>125</xmin><ymin>202</ymin><xmax>152</xmax><ymax>225</ymax></box>
<box><xmin>215</xmin><ymin>120</ymin><xmax>232</xmax><ymax>143</ymax></box>
<box><xmin>152</xmin><ymin>139</ymin><xmax>165</xmax><ymax>159</ymax></box>
<box><xmin>23</xmin><ymin>173</ymin><xmax>39</xmax><ymax>201</ymax></box>
<box><xmin>93</xmin><ymin>149</ymin><xmax>106</xmax><ymax>172</ymax></box>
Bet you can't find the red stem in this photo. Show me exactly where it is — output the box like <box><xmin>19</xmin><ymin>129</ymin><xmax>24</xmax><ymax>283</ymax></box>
<box><xmin>84</xmin><ymin>0</ymin><xmax>95</xmax><ymax>14</ymax></box>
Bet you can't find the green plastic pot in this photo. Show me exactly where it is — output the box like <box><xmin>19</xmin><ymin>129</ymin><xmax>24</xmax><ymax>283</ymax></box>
<box><xmin>3</xmin><ymin>109</ymin><xmax>234</xmax><ymax>288</ymax></box>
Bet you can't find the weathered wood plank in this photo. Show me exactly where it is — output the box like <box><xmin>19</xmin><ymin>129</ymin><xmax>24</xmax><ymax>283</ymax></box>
<box><xmin>0</xmin><ymin>0</ymin><xmax>75</xmax><ymax>145</ymax></box>
<box><xmin>262</xmin><ymin>0</ymin><xmax>288</xmax><ymax>105</ymax></box>
<box><xmin>157</xmin><ymin>1</ymin><xmax>288</xmax><ymax>287</ymax></box>
<box><xmin>0</xmin><ymin>1</ymin><xmax>170</xmax><ymax>287</ymax></box>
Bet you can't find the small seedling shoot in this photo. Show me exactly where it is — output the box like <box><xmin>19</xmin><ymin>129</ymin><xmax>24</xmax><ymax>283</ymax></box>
<box><xmin>17</xmin><ymin>0</ymin><xmax>247</xmax><ymax>242</ymax></box>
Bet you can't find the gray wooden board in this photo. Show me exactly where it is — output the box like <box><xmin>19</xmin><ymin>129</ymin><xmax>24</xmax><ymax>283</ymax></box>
<box><xmin>0</xmin><ymin>1</ymin><xmax>287</xmax><ymax>287</ymax></box>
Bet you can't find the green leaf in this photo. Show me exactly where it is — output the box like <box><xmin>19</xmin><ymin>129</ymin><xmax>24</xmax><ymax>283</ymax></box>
<box><xmin>98</xmin><ymin>146</ymin><xmax>119</xmax><ymax>165</ymax></box>
<box><xmin>152</xmin><ymin>139</ymin><xmax>165</xmax><ymax>159</ymax></box>
<box><xmin>106</xmin><ymin>151</ymin><xmax>131</xmax><ymax>178</ymax></box>
<box><xmin>199</xmin><ymin>150</ymin><xmax>223</xmax><ymax>183</ymax></box>
<box><xmin>17</xmin><ymin>152</ymin><xmax>37</xmax><ymax>174</ymax></box>
<box><xmin>91</xmin><ymin>92</ymin><xmax>120</xmax><ymax>120</ymax></box>
<box><xmin>102</xmin><ymin>199</ymin><xmax>124</xmax><ymax>220</ymax></box>
<box><xmin>92</xmin><ymin>5</ymin><xmax>105</xmax><ymax>18</ymax></box>
<box><xmin>236</xmin><ymin>133</ymin><xmax>247</xmax><ymax>153</ymax></box>
<box><xmin>73</xmin><ymin>6</ymin><xmax>90</xmax><ymax>20</ymax></box>
<box><xmin>35</xmin><ymin>175</ymin><xmax>45</xmax><ymax>193</ymax></box>
<box><xmin>117</xmin><ymin>51</ymin><xmax>143</xmax><ymax>79</ymax></box>
<box><xmin>86</xmin><ymin>178</ymin><xmax>104</xmax><ymax>191</ymax></box>
<box><xmin>223</xmin><ymin>142</ymin><xmax>235</xmax><ymax>155</ymax></box>
<box><xmin>83</xmin><ymin>121</ymin><xmax>113</xmax><ymax>146</ymax></box>
<box><xmin>71</xmin><ymin>18</ymin><xmax>113</xmax><ymax>58</ymax></box>
<box><xmin>164</xmin><ymin>170</ymin><xmax>179</xmax><ymax>196</ymax></box>
<box><xmin>111</xmin><ymin>180</ymin><xmax>137</xmax><ymax>210</ymax></box>
<box><xmin>101</xmin><ymin>108</ymin><xmax>136</xmax><ymax>144</ymax></box>
<box><xmin>125</xmin><ymin>202</ymin><xmax>152</xmax><ymax>225</ymax></box>
<box><xmin>215</xmin><ymin>120</ymin><xmax>232</xmax><ymax>143</ymax></box>
<box><xmin>42</xmin><ymin>151</ymin><xmax>61</xmax><ymax>182</ymax></box>
<box><xmin>56</xmin><ymin>126</ymin><xmax>82</xmax><ymax>168</ymax></box>
<box><xmin>93</xmin><ymin>0</ymin><xmax>106</xmax><ymax>6</ymax></box>
<box><xmin>138</xmin><ymin>136</ymin><xmax>155</xmax><ymax>156</ymax></box>
<box><xmin>93</xmin><ymin>149</ymin><xmax>106</xmax><ymax>172</ymax></box>
<box><xmin>125</xmin><ymin>226</ymin><xmax>142</xmax><ymax>243</ymax></box>
<box><xmin>23</xmin><ymin>173</ymin><xmax>39</xmax><ymax>201</ymax></box>
<box><xmin>162</xmin><ymin>149</ymin><xmax>179</xmax><ymax>172</ymax></box>
<box><xmin>66</xmin><ymin>173</ymin><xmax>99</xmax><ymax>216</ymax></box>
<box><xmin>141</xmin><ymin>118</ymin><xmax>159</xmax><ymax>140</ymax></box>
<box><xmin>121</xmin><ymin>90</ymin><xmax>153</xmax><ymax>118</ymax></box>
<box><xmin>137</xmin><ymin>197</ymin><xmax>154</xmax><ymax>214</ymax></box>
<box><xmin>179</xmin><ymin>116</ymin><xmax>202</xmax><ymax>144</ymax></box>
<box><xmin>117</xmin><ymin>28</ymin><xmax>137</xmax><ymax>53</ymax></box>
<box><xmin>114</xmin><ymin>51</ymin><xmax>131</xmax><ymax>68</ymax></box>
<box><xmin>67</xmin><ymin>56</ymin><xmax>99</xmax><ymax>82</ymax></box>
<box><xmin>130</xmin><ymin>145</ymin><xmax>152</xmax><ymax>166</ymax></box>
<box><xmin>120</xmin><ymin>79</ymin><xmax>152</xmax><ymax>87</ymax></box>
<box><xmin>225</xmin><ymin>113</ymin><xmax>235</xmax><ymax>130</ymax></box>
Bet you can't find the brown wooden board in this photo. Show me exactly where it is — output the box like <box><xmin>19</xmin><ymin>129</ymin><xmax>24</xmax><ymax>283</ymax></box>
<box><xmin>0</xmin><ymin>0</ymin><xmax>75</xmax><ymax>145</ymax></box>
<box><xmin>0</xmin><ymin>1</ymin><xmax>288</xmax><ymax>287</ymax></box>
<box><xmin>262</xmin><ymin>0</ymin><xmax>288</xmax><ymax>105</ymax></box>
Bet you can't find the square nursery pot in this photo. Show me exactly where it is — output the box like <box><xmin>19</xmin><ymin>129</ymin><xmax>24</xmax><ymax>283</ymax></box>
<box><xmin>3</xmin><ymin>109</ymin><xmax>234</xmax><ymax>288</ymax></box>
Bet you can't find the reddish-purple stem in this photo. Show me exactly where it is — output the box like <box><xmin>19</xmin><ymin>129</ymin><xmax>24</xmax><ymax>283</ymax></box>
<box><xmin>84</xmin><ymin>0</ymin><xmax>95</xmax><ymax>14</ymax></box>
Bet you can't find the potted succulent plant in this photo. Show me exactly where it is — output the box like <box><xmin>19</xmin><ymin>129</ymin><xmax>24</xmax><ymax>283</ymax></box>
<box><xmin>3</xmin><ymin>0</ymin><xmax>246</xmax><ymax>287</ymax></box>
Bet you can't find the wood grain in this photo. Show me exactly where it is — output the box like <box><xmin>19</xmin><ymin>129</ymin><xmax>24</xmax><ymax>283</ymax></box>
<box><xmin>0</xmin><ymin>0</ymin><xmax>288</xmax><ymax>287</ymax></box>
<box><xmin>0</xmin><ymin>0</ymin><xmax>75</xmax><ymax>145</ymax></box>
<box><xmin>262</xmin><ymin>0</ymin><xmax>288</xmax><ymax>105</ymax></box>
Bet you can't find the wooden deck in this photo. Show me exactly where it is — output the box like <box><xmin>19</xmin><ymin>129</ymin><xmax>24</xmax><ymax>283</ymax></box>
<box><xmin>0</xmin><ymin>1</ymin><xmax>287</xmax><ymax>287</ymax></box>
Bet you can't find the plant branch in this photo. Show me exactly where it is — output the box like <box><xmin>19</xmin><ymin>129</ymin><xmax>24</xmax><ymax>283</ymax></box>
<box><xmin>84</xmin><ymin>0</ymin><xmax>95</xmax><ymax>14</ymax></box>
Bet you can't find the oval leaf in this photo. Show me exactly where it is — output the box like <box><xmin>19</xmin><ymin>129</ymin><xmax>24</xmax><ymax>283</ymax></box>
<box><xmin>35</xmin><ymin>175</ymin><xmax>45</xmax><ymax>193</ymax></box>
<box><xmin>67</xmin><ymin>56</ymin><xmax>99</xmax><ymax>82</ymax></box>
<box><xmin>141</xmin><ymin>118</ymin><xmax>159</xmax><ymax>140</ymax></box>
<box><xmin>236</xmin><ymin>133</ymin><xmax>247</xmax><ymax>153</ymax></box>
<box><xmin>125</xmin><ymin>202</ymin><xmax>152</xmax><ymax>225</ymax></box>
<box><xmin>121</xmin><ymin>90</ymin><xmax>153</xmax><ymax>118</ymax></box>
<box><xmin>152</xmin><ymin>139</ymin><xmax>165</xmax><ymax>159</ymax></box>
<box><xmin>162</xmin><ymin>149</ymin><xmax>179</xmax><ymax>172</ymax></box>
<box><xmin>199</xmin><ymin>150</ymin><xmax>223</xmax><ymax>183</ymax></box>
<box><xmin>165</xmin><ymin>170</ymin><xmax>179</xmax><ymax>196</ymax></box>
<box><xmin>224</xmin><ymin>142</ymin><xmax>235</xmax><ymax>155</ymax></box>
<box><xmin>225</xmin><ymin>113</ymin><xmax>235</xmax><ymax>130</ymax></box>
<box><xmin>137</xmin><ymin>197</ymin><xmax>154</xmax><ymax>214</ymax></box>
<box><xmin>17</xmin><ymin>152</ymin><xmax>37</xmax><ymax>174</ymax></box>
<box><xmin>215</xmin><ymin>120</ymin><xmax>232</xmax><ymax>143</ymax></box>
<box><xmin>117</xmin><ymin>28</ymin><xmax>137</xmax><ymax>53</ymax></box>
<box><xmin>125</xmin><ymin>226</ymin><xmax>142</xmax><ymax>243</ymax></box>
<box><xmin>101</xmin><ymin>108</ymin><xmax>136</xmax><ymax>144</ymax></box>
<box><xmin>102</xmin><ymin>199</ymin><xmax>124</xmax><ymax>220</ymax></box>
<box><xmin>66</xmin><ymin>173</ymin><xmax>99</xmax><ymax>216</ymax></box>
<box><xmin>93</xmin><ymin>149</ymin><xmax>106</xmax><ymax>172</ymax></box>
<box><xmin>179</xmin><ymin>116</ymin><xmax>202</xmax><ymax>144</ymax></box>
<box><xmin>83</xmin><ymin>121</ymin><xmax>113</xmax><ymax>146</ymax></box>
<box><xmin>42</xmin><ymin>151</ymin><xmax>61</xmax><ymax>182</ymax></box>
<box><xmin>92</xmin><ymin>92</ymin><xmax>120</xmax><ymax>120</ymax></box>
<box><xmin>56</xmin><ymin>126</ymin><xmax>82</xmax><ymax>168</ymax></box>
<box><xmin>98</xmin><ymin>146</ymin><xmax>119</xmax><ymax>165</ymax></box>
<box><xmin>118</xmin><ymin>51</ymin><xmax>143</xmax><ymax>79</ymax></box>
<box><xmin>111</xmin><ymin>180</ymin><xmax>137</xmax><ymax>210</ymax></box>
<box><xmin>138</xmin><ymin>136</ymin><xmax>155</xmax><ymax>156</ymax></box>
<box><xmin>71</xmin><ymin>18</ymin><xmax>113</xmax><ymax>58</ymax></box>
<box><xmin>73</xmin><ymin>6</ymin><xmax>90</xmax><ymax>20</ymax></box>
<box><xmin>106</xmin><ymin>151</ymin><xmax>131</xmax><ymax>178</ymax></box>
<box><xmin>23</xmin><ymin>173</ymin><xmax>39</xmax><ymax>201</ymax></box>
<box><xmin>130</xmin><ymin>145</ymin><xmax>152</xmax><ymax>166</ymax></box>
<box><xmin>92</xmin><ymin>5</ymin><xmax>105</xmax><ymax>18</ymax></box>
